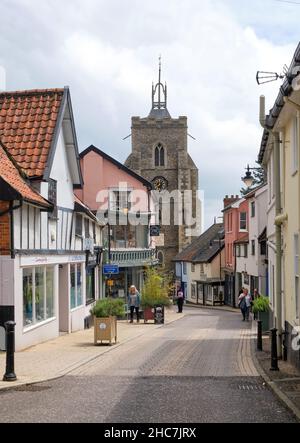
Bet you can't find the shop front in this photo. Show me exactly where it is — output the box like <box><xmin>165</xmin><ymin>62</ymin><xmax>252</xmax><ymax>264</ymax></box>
<box><xmin>104</xmin><ymin>267</ymin><xmax>145</xmax><ymax>300</ymax></box>
<box><xmin>14</xmin><ymin>253</ymin><xmax>90</xmax><ymax>351</ymax></box>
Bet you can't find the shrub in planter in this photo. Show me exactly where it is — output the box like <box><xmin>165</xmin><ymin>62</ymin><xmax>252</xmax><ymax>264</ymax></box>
<box><xmin>252</xmin><ymin>296</ymin><xmax>270</xmax><ymax>333</ymax></box>
<box><xmin>252</xmin><ymin>296</ymin><xmax>270</xmax><ymax>314</ymax></box>
<box><xmin>90</xmin><ymin>298</ymin><xmax>125</xmax><ymax>345</ymax></box>
<box><xmin>141</xmin><ymin>268</ymin><xmax>172</xmax><ymax>323</ymax></box>
<box><xmin>90</xmin><ymin>298</ymin><xmax>125</xmax><ymax>318</ymax></box>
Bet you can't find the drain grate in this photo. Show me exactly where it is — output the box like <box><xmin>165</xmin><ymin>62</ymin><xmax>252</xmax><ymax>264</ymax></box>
<box><xmin>14</xmin><ymin>385</ymin><xmax>51</xmax><ymax>393</ymax></box>
<box><xmin>230</xmin><ymin>382</ymin><xmax>267</xmax><ymax>392</ymax></box>
<box><xmin>238</xmin><ymin>384</ymin><xmax>267</xmax><ymax>391</ymax></box>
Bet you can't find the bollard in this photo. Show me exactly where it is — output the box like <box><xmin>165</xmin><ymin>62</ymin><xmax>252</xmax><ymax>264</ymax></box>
<box><xmin>270</xmin><ymin>328</ymin><xmax>279</xmax><ymax>372</ymax></box>
<box><xmin>3</xmin><ymin>321</ymin><xmax>17</xmax><ymax>382</ymax></box>
<box><xmin>257</xmin><ymin>320</ymin><xmax>263</xmax><ymax>352</ymax></box>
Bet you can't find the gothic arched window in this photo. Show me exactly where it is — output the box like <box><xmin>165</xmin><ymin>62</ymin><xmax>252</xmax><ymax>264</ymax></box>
<box><xmin>155</xmin><ymin>144</ymin><xmax>165</xmax><ymax>167</ymax></box>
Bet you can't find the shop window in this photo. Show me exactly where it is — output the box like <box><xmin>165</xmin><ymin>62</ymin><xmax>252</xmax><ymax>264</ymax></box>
<box><xmin>23</xmin><ymin>266</ymin><xmax>55</xmax><ymax>328</ymax></box>
<box><xmin>70</xmin><ymin>264</ymin><xmax>83</xmax><ymax>309</ymax></box>
<box><xmin>86</xmin><ymin>266</ymin><xmax>96</xmax><ymax>305</ymax></box>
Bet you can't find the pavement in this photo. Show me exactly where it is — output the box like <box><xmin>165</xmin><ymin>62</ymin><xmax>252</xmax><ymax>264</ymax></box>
<box><xmin>0</xmin><ymin>307</ymin><xmax>298</xmax><ymax>423</ymax></box>
<box><xmin>251</xmin><ymin>321</ymin><xmax>300</xmax><ymax>421</ymax></box>
<box><xmin>0</xmin><ymin>306</ymin><xmax>184</xmax><ymax>391</ymax></box>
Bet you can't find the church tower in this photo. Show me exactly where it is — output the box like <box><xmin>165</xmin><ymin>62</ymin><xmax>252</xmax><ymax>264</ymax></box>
<box><xmin>125</xmin><ymin>60</ymin><xmax>201</xmax><ymax>273</ymax></box>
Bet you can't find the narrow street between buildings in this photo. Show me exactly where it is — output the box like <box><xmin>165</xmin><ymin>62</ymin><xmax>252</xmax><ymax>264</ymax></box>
<box><xmin>0</xmin><ymin>307</ymin><xmax>297</xmax><ymax>423</ymax></box>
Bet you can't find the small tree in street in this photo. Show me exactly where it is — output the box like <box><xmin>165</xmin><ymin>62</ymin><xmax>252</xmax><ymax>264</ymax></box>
<box><xmin>141</xmin><ymin>268</ymin><xmax>172</xmax><ymax>309</ymax></box>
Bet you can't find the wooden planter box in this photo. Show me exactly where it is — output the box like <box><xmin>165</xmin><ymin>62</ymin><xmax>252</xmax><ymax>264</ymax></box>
<box><xmin>94</xmin><ymin>316</ymin><xmax>117</xmax><ymax>345</ymax></box>
<box><xmin>143</xmin><ymin>307</ymin><xmax>155</xmax><ymax>323</ymax></box>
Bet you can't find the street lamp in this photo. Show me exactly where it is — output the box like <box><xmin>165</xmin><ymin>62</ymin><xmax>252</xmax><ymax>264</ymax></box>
<box><xmin>241</xmin><ymin>164</ymin><xmax>258</xmax><ymax>189</ymax></box>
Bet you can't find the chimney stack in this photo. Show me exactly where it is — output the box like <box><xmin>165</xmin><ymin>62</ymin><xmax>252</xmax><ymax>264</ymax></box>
<box><xmin>223</xmin><ymin>194</ymin><xmax>240</xmax><ymax>209</ymax></box>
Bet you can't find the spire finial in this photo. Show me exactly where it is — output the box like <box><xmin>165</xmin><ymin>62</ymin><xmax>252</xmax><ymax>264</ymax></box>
<box><xmin>150</xmin><ymin>56</ymin><xmax>171</xmax><ymax>118</ymax></box>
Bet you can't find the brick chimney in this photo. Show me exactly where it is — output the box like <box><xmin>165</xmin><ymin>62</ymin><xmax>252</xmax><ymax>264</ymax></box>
<box><xmin>223</xmin><ymin>195</ymin><xmax>239</xmax><ymax>209</ymax></box>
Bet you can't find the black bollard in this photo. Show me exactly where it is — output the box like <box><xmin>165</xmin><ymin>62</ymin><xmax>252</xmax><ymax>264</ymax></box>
<box><xmin>257</xmin><ymin>320</ymin><xmax>263</xmax><ymax>352</ymax></box>
<box><xmin>270</xmin><ymin>328</ymin><xmax>279</xmax><ymax>372</ymax></box>
<box><xmin>3</xmin><ymin>321</ymin><xmax>17</xmax><ymax>382</ymax></box>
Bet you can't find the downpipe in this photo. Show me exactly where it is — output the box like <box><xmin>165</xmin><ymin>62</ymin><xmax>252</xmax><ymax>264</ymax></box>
<box><xmin>260</xmin><ymin>97</ymin><xmax>283</xmax><ymax>358</ymax></box>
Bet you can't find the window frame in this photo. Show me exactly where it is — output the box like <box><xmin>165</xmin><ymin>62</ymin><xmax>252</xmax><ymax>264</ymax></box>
<box><xmin>239</xmin><ymin>212</ymin><xmax>247</xmax><ymax>231</ymax></box>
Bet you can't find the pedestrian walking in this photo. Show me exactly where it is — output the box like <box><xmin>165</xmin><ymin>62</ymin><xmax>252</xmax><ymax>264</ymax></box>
<box><xmin>177</xmin><ymin>288</ymin><xmax>185</xmax><ymax>313</ymax></box>
<box><xmin>128</xmin><ymin>285</ymin><xmax>141</xmax><ymax>324</ymax></box>
<box><xmin>238</xmin><ymin>288</ymin><xmax>252</xmax><ymax>321</ymax></box>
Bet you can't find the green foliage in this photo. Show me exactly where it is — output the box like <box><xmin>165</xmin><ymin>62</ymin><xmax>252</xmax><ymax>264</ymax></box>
<box><xmin>252</xmin><ymin>296</ymin><xmax>270</xmax><ymax>314</ymax></box>
<box><xmin>141</xmin><ymin>268</ymin><xmax>172</xmax><ymax>309</ymax></box>
<box><xmin>90</xmin><ymin>298</ymin><xmax>125</xmax><ymax>318</ymax></box>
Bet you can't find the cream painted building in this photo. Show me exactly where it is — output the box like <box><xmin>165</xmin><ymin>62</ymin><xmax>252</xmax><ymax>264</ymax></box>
<box><xmin>258</xmin><ymin>43</ymin><xmax>300</xmax><ymax>368</ymax></box>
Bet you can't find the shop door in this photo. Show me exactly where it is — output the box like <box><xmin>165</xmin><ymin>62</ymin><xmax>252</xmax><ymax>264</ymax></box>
<box><xmin>59</xmin><ymin>264</ymin><xmax>70</xmax><ymax>333</ymax></box>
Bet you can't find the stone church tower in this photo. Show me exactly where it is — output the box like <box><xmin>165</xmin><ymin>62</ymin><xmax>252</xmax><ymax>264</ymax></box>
<box><xmin>125</xmin><ymin>62</ymin><xmax>201</xmax><ymax>273</ymax></box>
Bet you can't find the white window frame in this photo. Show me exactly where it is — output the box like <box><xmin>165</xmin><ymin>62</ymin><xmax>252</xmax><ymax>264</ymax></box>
<box><xmin>239</xmin><ymin>212</ymin><xmax>247</xmax><ymax>232</ymax></box>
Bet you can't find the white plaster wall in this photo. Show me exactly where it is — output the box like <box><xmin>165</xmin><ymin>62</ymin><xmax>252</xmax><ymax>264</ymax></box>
<box><xmin>0</xmin><ymin>257</ymin><xmax>14</xmax><ymax>305</ymax></box>
<box><xmin>50</xmin><ymin>130</ymin><xmax>74</xmax><ymax>210</ymax></box>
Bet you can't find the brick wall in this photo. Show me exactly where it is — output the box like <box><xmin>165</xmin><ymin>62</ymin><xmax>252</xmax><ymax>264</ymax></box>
<box><xmin>0</xmin><ymin>202</ymin><xmax>10</xmax><ymax>255</ymax></box>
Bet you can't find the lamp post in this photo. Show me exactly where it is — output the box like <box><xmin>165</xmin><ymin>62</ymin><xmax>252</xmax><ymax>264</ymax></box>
<box><xmin>241</xmin><ymin>164</ymin><xmax>263</xmax><ymax>189</ymax></box>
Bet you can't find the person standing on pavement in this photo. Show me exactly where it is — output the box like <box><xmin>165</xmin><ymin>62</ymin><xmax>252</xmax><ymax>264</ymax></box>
<box><xmin>177</xmin><ymin>288</ymin><xmax>185</xmax><ymax>314</ymax></box>
<box><xmin>238</xmin><ymin>288</ymin><xmax>252</xmax><ymax>321</ymax></box>
<box><xmin>128</xmin><ymin>285</ymin><xmax>141</xmax><ymax>324</ymax></box>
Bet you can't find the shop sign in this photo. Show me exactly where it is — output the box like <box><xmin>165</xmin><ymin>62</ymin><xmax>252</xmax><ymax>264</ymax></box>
<box><xmin>103</xmin><ymin>265</ymin><xmax>120</xmax><ymax>275</ymax></box>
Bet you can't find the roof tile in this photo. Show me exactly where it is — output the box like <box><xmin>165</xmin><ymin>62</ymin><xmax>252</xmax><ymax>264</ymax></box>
<box><xmin>0</xmin><ymin>88</ymin><xmax>64</xmax><ymax>177</ymax></box>
<box><xmin>0</xmin><ymin>141</ymin><xmax>51</xmax><ymax>208</ymax></box>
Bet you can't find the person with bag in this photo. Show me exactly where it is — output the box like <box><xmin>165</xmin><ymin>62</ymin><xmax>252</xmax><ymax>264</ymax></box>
<box><xmin>238</xmin><ymin>288</ymin><xmax>252</xmax><ymax>322</ymax></box>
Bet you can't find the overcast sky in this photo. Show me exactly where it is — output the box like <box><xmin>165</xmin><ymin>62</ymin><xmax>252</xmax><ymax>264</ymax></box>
<box><xmin>0</xmin><ymin>0</ymin><xmax>299</xmax><ymax>228</ymax></box>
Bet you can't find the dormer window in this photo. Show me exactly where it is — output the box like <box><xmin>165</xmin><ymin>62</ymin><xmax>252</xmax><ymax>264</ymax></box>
<box><xmin>155</xmin><ymin>144</ymin><xmax>165</xmax><ymax>167</ymax></box>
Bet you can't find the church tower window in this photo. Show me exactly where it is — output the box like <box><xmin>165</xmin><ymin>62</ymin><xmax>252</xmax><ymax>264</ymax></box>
<box><xmin>155</xmin><ymin>143</ymin><xmax>165</xmax><ymax>167</ymax></box>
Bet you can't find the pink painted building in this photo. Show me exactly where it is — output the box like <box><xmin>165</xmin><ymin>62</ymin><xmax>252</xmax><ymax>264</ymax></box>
<box><xmin>223</xmin><ymin>195</ymin><xmax>249</xmax><ymax>306</ymax></box>
<box><xmin>75</xmin><ymin>145</ymin><xmax>158</xmax><ymax>297</ymax></box>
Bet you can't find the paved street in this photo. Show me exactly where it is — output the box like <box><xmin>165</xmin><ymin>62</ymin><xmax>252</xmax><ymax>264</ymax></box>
<box><xmin>0</xmin><ymin>308</ymin><xmax>298</xmax><ymax>423</ymax></box>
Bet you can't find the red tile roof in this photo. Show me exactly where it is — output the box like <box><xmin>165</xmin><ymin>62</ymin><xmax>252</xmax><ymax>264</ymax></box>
<box><xmin>0</xmin><ymin>141</ymin><xmax>51</xmax><ymax>208</ymax></box>
<box><xmin>0</xmin><ymin>88</ymin><xmax>65</xmax><ymax>177</ymax></box>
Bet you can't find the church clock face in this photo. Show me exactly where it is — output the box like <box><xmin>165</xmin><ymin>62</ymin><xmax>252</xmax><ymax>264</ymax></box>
<box><xmin>152</xmin><ymin>176</ymin><xmax>168</xmax><ymax>192</ymax></box>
